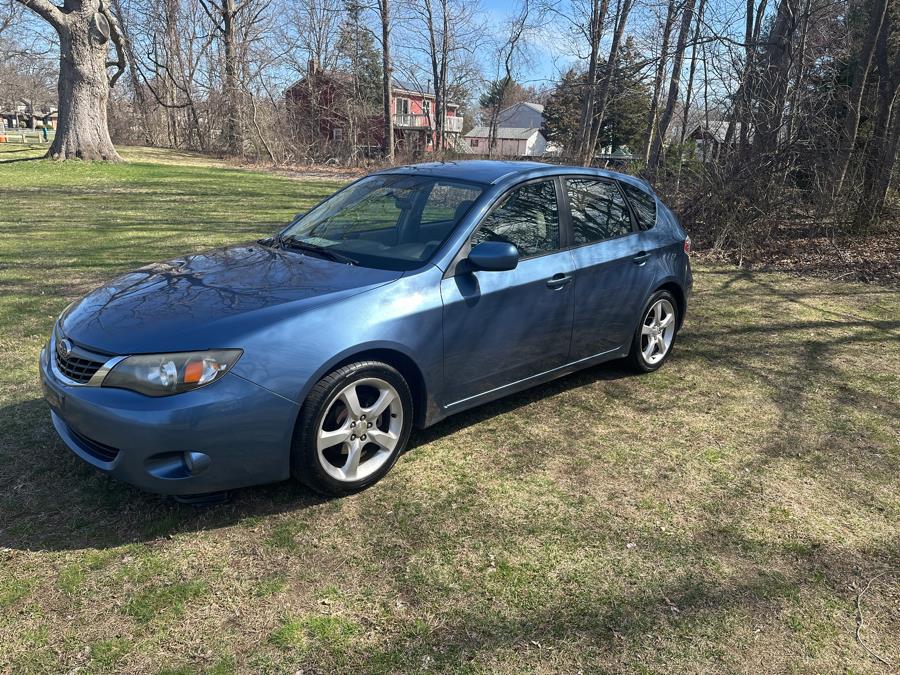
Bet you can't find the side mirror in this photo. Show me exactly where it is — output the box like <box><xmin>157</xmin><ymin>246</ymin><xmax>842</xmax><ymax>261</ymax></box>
<box><xmin>466</xmin><ymin>241</ymin><xmax>519</xmax><ymax>272</ymax></box>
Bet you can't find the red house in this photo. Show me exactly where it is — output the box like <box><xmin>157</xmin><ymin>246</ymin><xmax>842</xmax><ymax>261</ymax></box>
<box><xmin>286</xmin><ymin>68</ymin><xmax>463</xmax><ymax>155</ymax></box>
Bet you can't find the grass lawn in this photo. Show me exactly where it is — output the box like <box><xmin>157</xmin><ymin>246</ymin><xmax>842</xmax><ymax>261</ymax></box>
<box><xmin>0</xmin><ymin>144</ymin><xmax>898</xmax><ymax>673</ymax></box>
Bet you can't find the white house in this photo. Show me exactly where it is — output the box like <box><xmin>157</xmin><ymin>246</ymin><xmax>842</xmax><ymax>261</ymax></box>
<box><xmin>495</xmin><ymin>102</ymin><xmax>545</xmax><ymax>129</ymax></box>
<box><xmin>463</xmin><ymin>126</ymin><xmax>547</xmax><ymax>157</ymax></box>
<box><xmin>463</xmin><ymin>101</ymin><xmax>549</xmax><ymax>157</ymax></box>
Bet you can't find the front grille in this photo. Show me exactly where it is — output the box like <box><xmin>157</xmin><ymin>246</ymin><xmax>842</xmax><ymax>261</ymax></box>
<box><xmin>55</xmin><ymin>349</ymin><xmax>104</xmax><ymax>383</ymax></box>
<box><xmin>68</xmin><ymin>426</ymin><xmax>120</xmax><ymax>463</ymax></box>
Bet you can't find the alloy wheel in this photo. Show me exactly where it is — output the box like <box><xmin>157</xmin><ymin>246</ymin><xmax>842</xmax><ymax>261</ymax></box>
<box><xmin>640</xmin><ymin>298</ymin><xmax>676</xmax><ymax>365</ymax></box>
<box><xmin>316</xmin><ymin>377</ymin><xmax>403</xmax><ymax>482</ymax></box>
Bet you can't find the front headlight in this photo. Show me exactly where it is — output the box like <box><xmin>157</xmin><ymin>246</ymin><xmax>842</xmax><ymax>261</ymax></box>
<box><xmin>102</xmin><ymin>350</ymin><xmax>242</xmax><ymax>397</ymax></box>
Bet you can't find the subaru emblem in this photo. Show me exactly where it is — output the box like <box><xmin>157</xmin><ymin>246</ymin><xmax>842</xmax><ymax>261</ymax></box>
<box><xmin>57</xmin><ymin>338</ymin><xmax>73</xmax><ymax>359</ymax></box>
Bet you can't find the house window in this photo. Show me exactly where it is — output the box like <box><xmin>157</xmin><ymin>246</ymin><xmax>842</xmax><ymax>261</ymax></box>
<box><xmin>422</xmin><ymin>100</ymin><xmax>431</xmax><ymax>118</ymax></box>
<box><xmin>395</xmin><ymin>98</ymin><xmax>409</xmax><ymax>115</ymax></box>
<box><xmin>332</xmin><ymin>127</ymin><xmax>344</xmax><ymax>141</ymax></box>
<box><xmin>470</xmin><ymin>139</ymin><xmax>479</xmax><ymax>148</ymax></box>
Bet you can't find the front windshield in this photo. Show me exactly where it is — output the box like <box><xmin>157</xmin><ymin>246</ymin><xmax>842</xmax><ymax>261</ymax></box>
<box><xmin>280</xmin><ymin>174</ymin><xmax>484</xmax><ymax>271</ymax></box>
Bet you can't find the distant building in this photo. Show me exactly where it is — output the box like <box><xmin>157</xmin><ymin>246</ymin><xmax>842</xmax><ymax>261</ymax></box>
<box><xmin>1</xmin><ymin>100</ymin><xmax>57</xmax><ymax>130</ymax></box>
<box><xmin>464</xmin><ymin>127</ymin><xmax>547</xmax><ymax>157</ymax></box>
<box><xmin>464</xmin><ymin>102</ymin><xmax>549</xmax><ymax>157</ymax></box>
<box><xmin>285</xmin><ymin>68</ymin><xmax>463</xmax><ymax>155</ymax></box>
<box><xmin>495</xmin><ymin>101</ymin><xmax>545</xmax><ymax>129</ymax></box>
<box><xmin>688</xmin><ymin>121</ymin><xmax>750</xmax><ymax>159</ymax></box>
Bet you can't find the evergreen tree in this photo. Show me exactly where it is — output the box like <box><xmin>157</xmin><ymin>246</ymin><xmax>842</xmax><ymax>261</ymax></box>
<box><xmin>544</xmin><ymin>44</ymin><xmax>650</xmax><ymax>155</ymax></box>
<box><xmin>337</xmin><ymin>1</ymin><xmax>383</xmax><ymax>111</ymax></box>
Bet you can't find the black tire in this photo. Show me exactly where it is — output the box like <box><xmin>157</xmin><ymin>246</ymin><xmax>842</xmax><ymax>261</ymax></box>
<box><xmin>626</xmin><ymin>289</ymin><xmax>680</xmax><ymax>373</ymax></box>
<box><xmin>291</xmin><ymin>360</ymin><xmax>413</xmax><ymax>496</ymax></box>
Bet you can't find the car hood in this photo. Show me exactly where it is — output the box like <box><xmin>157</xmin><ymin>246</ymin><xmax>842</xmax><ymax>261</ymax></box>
<box><xmin>60</xmin><ymin>244</ymin><xmax>403</xmax><ymax>354</ymax></box>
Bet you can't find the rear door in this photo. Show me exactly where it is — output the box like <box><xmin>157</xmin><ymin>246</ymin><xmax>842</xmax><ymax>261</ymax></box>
<box><xmin>564</xmin><ymin>177</ymin><xmax>660</xmax><ymax>359</ymax></box>
<box><xmin>440</xmin><ymin>178</ymin><xmax>576</xmax><ymax>405</ymax></box>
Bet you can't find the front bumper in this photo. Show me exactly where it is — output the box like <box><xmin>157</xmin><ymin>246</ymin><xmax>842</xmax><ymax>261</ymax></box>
<box><xmin>40</xmin><ymin>345</ymin><xmax>299</xmax><ymax>495</ymax></box>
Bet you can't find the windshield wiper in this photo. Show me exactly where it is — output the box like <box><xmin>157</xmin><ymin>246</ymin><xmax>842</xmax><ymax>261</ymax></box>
<box><xmin>279</xmin><ymin>235</ymin><xmax>359</xmax><ymax>265</ymax></box>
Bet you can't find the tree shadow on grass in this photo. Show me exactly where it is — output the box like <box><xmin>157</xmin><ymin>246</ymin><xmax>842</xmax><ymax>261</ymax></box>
<box><xmin>0</xmin><ymin>154</ymin><xmax>45</xmax><ymax>164</ymax></box>
<box><xmin>0</xmin><ymin>361</ymin><xmax>634</xmax><ymax>553</ymax></box>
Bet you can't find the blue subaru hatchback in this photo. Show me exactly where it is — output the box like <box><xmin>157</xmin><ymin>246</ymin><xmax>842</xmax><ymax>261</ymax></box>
<box><xmin>40</xmin><ymin>161</ymin><xmax>692</xmax><ymax>497</ymax></box>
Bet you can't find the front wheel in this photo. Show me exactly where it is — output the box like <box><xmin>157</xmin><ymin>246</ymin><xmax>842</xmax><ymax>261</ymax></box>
<box><xmin>291</xmin><ymin>361</ymin><xmax>413</xmax><ymax>496</ymax></box>
<box><xmin>627</xmin><ymin>290</ymin><xmax>679</xmax><ymax>373</ymax></box>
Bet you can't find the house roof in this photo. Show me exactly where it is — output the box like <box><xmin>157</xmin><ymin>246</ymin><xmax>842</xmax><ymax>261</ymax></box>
<box><xmin>690</xmin><ymin>120</ymin><xmax>748</xmax><ymax>143</ymax></box>
<box><xmin>464</xmin><ymin>127</ymin><xmax>541</xmax><ymax>140</ymax></box>
<box><xmin>505</xmin><ymin>101</ymin><xmax>544</xmax><ymax>114</ymax></box>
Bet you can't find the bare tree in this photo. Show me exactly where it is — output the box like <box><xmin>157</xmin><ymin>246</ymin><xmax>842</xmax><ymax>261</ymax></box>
<box><xmin>377</xmin><ymin>0</ymin><xmax>394</xmax><ymax>160</ymax></box>
<box><xmin>642</xmin><ymin>0</ymin><xmax>677</xmax><ymax>163</ymax></box>
<box><xmin>15</xmin><ymin>0</ymin><xmax>127</xmax><ymax>159</ymax></box>
<box><xmin>648</xmin><ymin>0</ymin><xmax>696</xmax><ymax>169</ymax></box>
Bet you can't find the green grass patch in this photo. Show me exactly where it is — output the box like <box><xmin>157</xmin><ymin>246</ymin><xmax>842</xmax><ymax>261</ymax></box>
<box><xmin>124</xmin><ymin>581</ymin><xmax>207</xmax><ymax>624</ymax></box>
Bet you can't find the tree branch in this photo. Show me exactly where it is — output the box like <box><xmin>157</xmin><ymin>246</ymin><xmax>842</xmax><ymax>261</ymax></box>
<box><xmin>99</xmin><ymin>0</ymin><xmax>126</xmax><ymax>87</ymax></box>
<box><xmin>14</xmin><ymin>0</ymin><xmax>65</xmax><ymax>30</ymax></box>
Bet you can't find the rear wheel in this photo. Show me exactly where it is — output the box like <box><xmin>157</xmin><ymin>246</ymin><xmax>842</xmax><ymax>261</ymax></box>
<box><xmin>627</xmin><ymin>290</ymin><xmax>679</xmax><ymax>373</ymax></box>
<box><xmin>292</xmin><ymin>361</ymin><xmax>413</xmax><ymax>496</ymax></box>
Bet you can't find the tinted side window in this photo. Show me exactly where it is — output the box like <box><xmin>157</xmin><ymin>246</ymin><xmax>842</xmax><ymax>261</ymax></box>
<box><xmin>471</xmin><ymin>180</ymin><xmax>560</xmax><ymax>258</ymax></box>
<box><xmin>566</xmin><ymin>178</ymin><xmax>633</xmax><ymax>244</ymax></box>
<box><xmin>621</xmin><ymin>182</ymin><xmax>657</xmax><ymax>231</ymax></box>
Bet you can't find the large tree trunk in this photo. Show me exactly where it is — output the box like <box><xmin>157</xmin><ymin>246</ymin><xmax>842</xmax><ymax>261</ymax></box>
<box><xmin>221</xmin><ymin>0</ymin><xmax>242</xmax><ymax>155</ymax></box>
<box><xmin>749</xmin><ymin>0</ymin><xmax>801</xmax><ymax>157</ymax></box>
<box><xmin>22</xmin><ymin>0</ymin><xmax>123</xmax><ymax>160</ymax></box>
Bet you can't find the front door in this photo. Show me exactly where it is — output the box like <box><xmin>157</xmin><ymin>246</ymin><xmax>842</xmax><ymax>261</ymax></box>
<box><xmin>440</xmin><ymin>179</ymin><xmax>575</xmax><ymax>406</ymax></box>
<box><xmin>564</xmin><ymin>177</ymin><xmax>659</xmax><ymax>358</ymax></box>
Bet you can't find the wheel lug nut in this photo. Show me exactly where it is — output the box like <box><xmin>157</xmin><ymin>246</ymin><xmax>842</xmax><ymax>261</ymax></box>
<box><xmin>361</xmin><ymin>434</ymin><xmax>367</xmax><ymax>441</ymax></box>
<box><xmin>361</xmin><ymin>414</ymin><xmax>366</xmax><ymax>420</ymax></box>
<box><xmin>367</xmin><ymin>422</ymin><xmax>372</xmax><ymax>428</ymax></box>
<box><xmin>350</xmin><ymin>434</ymin><xmax>356</xmax><ymax>440</ymax></box>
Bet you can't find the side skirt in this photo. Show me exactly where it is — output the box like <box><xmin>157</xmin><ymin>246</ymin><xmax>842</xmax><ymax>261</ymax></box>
<box><xmin>426</xmin><ymin>345</ymin><xmax>627</xmax><ymax>426</ymax></box>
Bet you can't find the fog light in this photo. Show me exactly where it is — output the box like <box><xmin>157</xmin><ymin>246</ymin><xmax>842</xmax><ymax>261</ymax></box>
<box><xmin>184</xmin><ymin>451</ymin><xmax>211</xmax><ymax>476</ymax></box>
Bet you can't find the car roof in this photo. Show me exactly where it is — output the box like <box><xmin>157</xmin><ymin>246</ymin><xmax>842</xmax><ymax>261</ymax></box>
<box><xmin>375</xmin><ymin>160</ymin><xmax>655</xmax><ymax>193</ymax></box>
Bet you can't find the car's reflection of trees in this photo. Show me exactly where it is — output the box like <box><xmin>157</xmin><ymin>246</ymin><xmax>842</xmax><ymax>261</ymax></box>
<box><xmin>469</xmin><ymin>179</ymin><xmax>634</xmax><ymax>256</ymax></box>
<box><xmin>471</xmin><ymin>181</ymin><xmax>561</xmax><ymax>256</ymax></box>
<box><xmin>77</xmin><ymin>245</ymin><xmax>341</xmax><ymax>334</ymax></box>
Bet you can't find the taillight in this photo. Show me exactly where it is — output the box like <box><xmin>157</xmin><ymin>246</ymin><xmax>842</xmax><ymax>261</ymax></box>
<box><xmin>684</xmin><ymin>236</ymin><xmax>691</xmax><ymax>254</ymax></box>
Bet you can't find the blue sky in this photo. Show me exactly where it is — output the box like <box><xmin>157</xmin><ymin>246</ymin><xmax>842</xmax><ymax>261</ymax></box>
<box><xmin>478</xmin><ymin>0</ymin><xmax>578</xmax><ymax>90</ymax></box>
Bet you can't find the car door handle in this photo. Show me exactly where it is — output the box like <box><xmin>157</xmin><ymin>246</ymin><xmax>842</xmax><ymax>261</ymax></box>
<box><xmin>632</xmin><ymin>251</ymin><xmax>651</xmax><ymax>265</ymax></box>
<box><xmin>546</xmin><ymin>273</ymin><xmax>573</xmax><ymax>289</ymax></box>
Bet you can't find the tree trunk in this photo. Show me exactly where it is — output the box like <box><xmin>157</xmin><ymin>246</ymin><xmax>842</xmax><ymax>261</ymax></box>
<box><xmin>643</xmin><ymin>0</ymin><xmax>677</xmax><ymax>163</ymax></box>
<box><xmin>379</xmin><ymin>0</ymin><xmax>394</xmax><ymax>161</ymax></box>
<box><xmin>855</xmin><ymin>12</ymin><xmax>900</xmax><ymax>228</ymax></box>
<box><xmin>648</xmin><ymin>0</ymin><xmax>696</xmax><ymax>169</ymax></box>
<box><xmin>18</xmin><ymin>0</ymin><xmax>123</xmax><ymax>160</ymax></box>
<box><xmin>585</xmin><ymin>0</ymin><xmax>634</xmax><ymax>163</ymax></box>
<box><xmin>749</xmin><ymin>0</ymin><xmax>800</xmax><ymax>158</ymax></box>
<box><xmin>574</xmin><ymin>0</ymin><xmax>609</xmax><ymax>163</ymax></box>
<box><xmin>834</xmin><ymin>0</ymin><xmax>889</xmax><ymax>194</ymax></box>
<box><xmin>222</xmin><ymin>0</ymin><xmax>242</xmax><ymax>155</ymax></box>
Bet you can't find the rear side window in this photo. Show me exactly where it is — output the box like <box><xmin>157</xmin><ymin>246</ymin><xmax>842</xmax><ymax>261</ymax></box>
<box><xmin>471</xmin><ymin>180</ymin><xmax>560</xmax><ymax>258</ymax></box>
<box><xmin>565</xmin><ymin>178</ymin><xmax>633</xmax><ymax>244</ymax></box>
<box><xmin>620</xmin><ymin>182</ymin><xmax>657</xmax><ymax>231</ymax></box>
